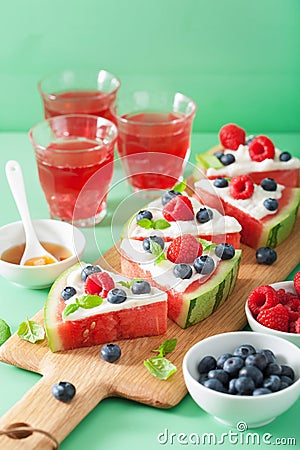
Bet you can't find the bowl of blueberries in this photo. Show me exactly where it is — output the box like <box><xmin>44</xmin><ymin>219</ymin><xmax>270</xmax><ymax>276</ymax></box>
<box><xmin>182</xmin><ymin>331</ymin><xmax>300</xmax><ymax>428</ymax></box>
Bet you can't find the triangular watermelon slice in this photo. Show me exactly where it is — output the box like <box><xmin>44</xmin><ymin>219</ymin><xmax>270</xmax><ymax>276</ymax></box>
<box><xmin>120</xmin><ymin>237</ymin><xmax>242</xmax><ymax>329</ymax></box>
<box><xmin>44</xmin><ymin>263</ymin><xmax>168</xmax><ymax>352</ymax></box>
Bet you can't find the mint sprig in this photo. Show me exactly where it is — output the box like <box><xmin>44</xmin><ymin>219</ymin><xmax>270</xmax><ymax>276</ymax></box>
<box><xmin>63</xmin><ymin>295</ymin><xmax>103</xmax><ymax>319</ymax></box>
<box><xmin>144</xmin><ymin>338</ymin><xmax>178</xmax><ymax>380</ymax></box>
<box><xmin>150</xmin><ymin>240</ymin><xmax>167</xmax><ymax>265</ymax></box>
<box><xmin>118</xmin><ymin>278</ymin><xmax>144</xmax><ymax>289</ymax></box>
<box><xmin>0</xmin><ymin>318</ymin><xmax>11</xmax><ymax>346</ymax></box>
<box><xmin>137</xmin><ymin>218</ymin><xmax>171</xmax><ymax>230</ymax></box>
<box><xmin>17</xmin><ymin>318</ymin><xmax>45</xmax><ymax>344</ymax></box>
<box><xmin>198</xmin><ymin>238</ymin><xmax>216</xmax><ymax>252</ymax></box>
<box><xmin>172</xmin><ymin>179</ymin><xmax>186</xmax><ymax>193</ymax></box>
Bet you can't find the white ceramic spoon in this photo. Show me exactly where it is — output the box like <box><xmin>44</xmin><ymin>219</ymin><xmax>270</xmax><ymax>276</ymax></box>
<box><xmin>5</xmin><ymin>160</ymin><xmax>58</xmax><ymax>266</ymax></box>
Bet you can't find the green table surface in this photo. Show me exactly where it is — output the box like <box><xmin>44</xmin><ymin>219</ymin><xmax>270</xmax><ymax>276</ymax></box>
<box><xmin>0</xmin><ymin>132</ymin><xmax>299</xmax><ymax>450</ymax></box>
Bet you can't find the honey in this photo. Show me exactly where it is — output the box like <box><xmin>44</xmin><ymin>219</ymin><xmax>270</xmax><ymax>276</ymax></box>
<box><xmin>1</xmin><ymin>242</ymin><xmax>72</xmax><ymax>265</ymax></box>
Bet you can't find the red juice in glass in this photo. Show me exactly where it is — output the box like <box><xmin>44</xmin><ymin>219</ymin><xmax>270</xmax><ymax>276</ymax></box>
<box><xmin>115</xmin><ymin>92</ymin><xmax>196</xmax><ymax>194</ymax></box>
<box><xmin>30</xmin><ymin>115</ymin><xmax>117</xmax><ymax>227</ymax></box>
<box><xmin>38</xmin><ymin>70</ymin><xmax>120</xmax><ymax>123</ymax></box>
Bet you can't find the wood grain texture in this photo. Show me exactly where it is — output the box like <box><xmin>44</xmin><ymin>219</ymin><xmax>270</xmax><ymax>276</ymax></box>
<box><xmin>0</xmin><ymin>217</ymin><xmax>299</xmax><ymax>449</ymax></box>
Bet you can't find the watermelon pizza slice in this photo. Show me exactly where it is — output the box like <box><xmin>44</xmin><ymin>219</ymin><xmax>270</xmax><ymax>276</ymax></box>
<box><xmin>44</xmin><ymin>264</ymin><xmax>168</xmax><ymax>352</ymax></box>
<box><xmin>193</xmin><ymin>124</ymin><xmax>300</xmax><ymax>188</ymax></box>
<box><xmin>120</xmin><ymin>234</ymin><xmax>242</xmax><ymax>329</ymax></box>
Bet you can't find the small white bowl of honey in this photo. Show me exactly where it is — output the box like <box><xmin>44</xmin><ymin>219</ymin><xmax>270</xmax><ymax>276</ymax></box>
<box><xmin>0</xmin><ymin>219</ymin><xmax>86</xmax><ymax>289</ymax></box>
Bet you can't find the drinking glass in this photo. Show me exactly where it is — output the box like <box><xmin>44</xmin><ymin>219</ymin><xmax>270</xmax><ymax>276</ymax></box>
<box><xmin>29</xmin><ymin>114</ymin><xmax>117</xmax><ymax>227</ymax></box>
<box><xmin>113</xmin><ymin>90</ymin><xmax>196</xmax><ymax>196</ymax></box>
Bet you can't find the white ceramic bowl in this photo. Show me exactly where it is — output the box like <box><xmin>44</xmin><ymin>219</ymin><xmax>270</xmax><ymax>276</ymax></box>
<box><xmin>0</xmin><ymin>219</ymin><xmax>86</xmax><ymax>289</ymax></box>
<box><xmin>182</xmin><ymin>331</ymin><xmax>300</xmax><ymax>428</ymax></box>
<box><xmin>245</xmin><ymin>281</ymin><xmax>300</xmax><ymax>347</ymax></box>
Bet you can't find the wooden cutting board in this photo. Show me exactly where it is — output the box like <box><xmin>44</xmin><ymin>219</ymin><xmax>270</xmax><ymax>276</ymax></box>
<box><xmin>0</xmin><ymin>221</ymin><xmax>299</xmax><ymax>449</ymax></box>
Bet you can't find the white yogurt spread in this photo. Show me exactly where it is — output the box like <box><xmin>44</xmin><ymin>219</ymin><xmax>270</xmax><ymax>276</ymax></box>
<box><xmin>63</xmin><ymin>265</ymin><xmax>167</xmax><ymax>321</ymax></box>
<box><xmin>120</xmin><ymin>238</ymin><xmax>221</xmax><ymax>294</ymax></box>
<box><xmin>195</xmin><ymin>179</ymin><xmax>284</xmax><ymax>220</ymax></box>
<box><xmin>206</xmin><ymin>145</ymin><xmax>300</xmax><ymax>178</ymax></box>
<box><xmin>125</xmin><ymin>195</ymin><xmax>241</xmax><ymax>239</ymax></box>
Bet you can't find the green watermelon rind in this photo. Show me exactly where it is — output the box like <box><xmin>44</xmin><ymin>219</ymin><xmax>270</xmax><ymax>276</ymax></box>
<box><xmin>44</xmin><ymin>262</ymin><xmax>83</xmax><ymax>352</ymax></box>
<box><xmin>178</xmin><ymin>250</ymin><xmax>242</xmax><ymax>329</ymax></box>
<box><xmin>263</xmin><ymin>189</ymin><xmax>300</xmax><ymax>248</ymax></box>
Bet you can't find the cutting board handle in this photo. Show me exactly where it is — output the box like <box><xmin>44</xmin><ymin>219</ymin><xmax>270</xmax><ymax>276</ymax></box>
<box><xmin>0</xmin><ymin>371</ymin><xmax>110</xmax><ymax>449</ymax></box>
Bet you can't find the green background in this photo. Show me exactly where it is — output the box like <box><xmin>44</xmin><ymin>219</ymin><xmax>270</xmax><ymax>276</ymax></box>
<box><xmin>0</xmin><ymin>1</ymin><xmax>300</xmax><ymax>449</ymax></box>
<box><xmin>0</xmin><ymin>0</ymin><xmax>299</xmax><ymax>132</ymax></box>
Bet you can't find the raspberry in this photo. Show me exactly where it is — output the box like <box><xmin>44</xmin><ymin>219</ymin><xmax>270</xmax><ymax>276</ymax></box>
<box><xmin>85</xmin><ymin>272</ymin><xmax>115</xmax><ymax>297</ymax></box>
<box><xmin>162</xmin><ymin>195</ymin><xmax>194</xmax><ymax>222</ymax></box>
<box><xmin>247</xmin><ymin>285</ymin><xmax>278</xmax><ymax>317</ymax></box>
<box><xmin>219</xmin><ymin>124</ymin><xmax>246</xmax><ymax>150</ymax></box>
<box><xmin>294</xmin><ymin>271</ymin><xmax>300</xmax><ymax>297</ymax></box>
<box><xmin>276</xmin><ymin>288</ymin><xmax>294</xmax><ymax>305</ymax></box>
<box><xmin>286</xmin><ymin>297</ymin><xmax>300</xmax><ymax>312</ymax></box>
<box><xmin>257</xmin><ymin>304</ymin><xmax>289</xmax><ymax>332</ymax></box>
<box><xmin>229</xmin><ymin>175</ymin><xmax>254</xmax><ymax>200</ymax></box>
<box><xmin>289</xmin><ymin>321</ymin><xmax>296</xmax><ymax>333</ymax></box>
<box><xmin>248</xmin><ymin>136</ymin><xmax>275</xmax><ymax>162</ymax></box>
<box><xmin>284</xmin><ymin>305</ymin><xmax>299</xmax><ymax>322</ymax></box>
<box><xmin>167</xmin><ymin>234</ymin><xmax>203</xmax><ymax>264</ymax></box>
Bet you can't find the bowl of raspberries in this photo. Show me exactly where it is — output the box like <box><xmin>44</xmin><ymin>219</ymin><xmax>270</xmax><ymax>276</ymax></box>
<box><xmin>182</xmin><ymin>331</ymin><xmax>300</xmax><ymax>427</ymax></box>
<box><xmin>245</xmin><ymin>271</ymin><xmax>300</xmax><ymax>347</ymax></box>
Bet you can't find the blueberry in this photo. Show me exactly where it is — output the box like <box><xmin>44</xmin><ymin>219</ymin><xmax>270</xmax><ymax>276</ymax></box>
<box><xmin>239</xmin><ymin>366</ymin><xmax>263</xmax><ymax>387</ymax></box>
<box><xmin>235</xmin><ymin>376</ymin><xmax>256</xmax><ymax>395</ymax></box>
<box><xmin>52</xmin><ymin>381</ymin><xmax>76</xmax><ymax>403</ymax></box>
<box><xmin>194</xmin><ymin>255</ymin><xmax>215</xmax><ymax>275</ymax></box>
<box><xmin>264</xmin><ymin>363</ymin><xmax>282</xmax><ymax>377</ymax></box>
<box><xmin>198</xmin><ymin>373</ymin><xmax>209</xmax><ymax>385</ymax></box>
<box><xmin>233</xmin><ymin>344</ymin><xmax>256</xmax><ymax>360</ymax></box>
<box><xmin>256</xmin><ymin>247</ymin><xmax>277</xmax><ymax>265</ymax></box>
<box><xmin>207</xmin><ymin>369</ymin><xmax>229</xmax><ymax>386</ymax></box>
<box><xmin>61</xmin><ymin>286</ymin><xmax>77</xmax><ymax>301</ymax></box>
<box><xmin>263</xmin><ymin>198</ymin><xmax>279</xmax><ymax>211</ymax></box>
<box><xmin>220</xmin><ymin>153</ymin><xmax>235</xmax><ymax>166</ymax></box>
<box><xmin>197</xmin><ymin>356</ymin><xmax>216</xmax><ymax>374</ymax></box>
<box><xmin>245</xmin><ymin>353</ymin><xmax>268</xmax><ymax>371</ymax></box>
<box><xmin>280</xmin><ymin>375</ymin><xmax>294</xmax><ymax>388</ymax></box>
<box><xmin>107</xmin><ymin>288</ymin><xmax>127</xmax><ymax>304</ymax></box>
<box><xmin>161</xmin><ymin>190</ymin><xmax>182</xmax><ymax>206</ymax></box>
<box><xmin>253</xmin><ymin>387</ymin><xmax>272</xmax><ymax>396</ymax></box>
<box><xmin>136</xmin><ymin>210</ymin><xmax>153</xmax><ymax>223</ymax></box>
<box><xmin>81</xmin><ymin>265</ymin><xmax>101</xmax><ymax>281</ymax></box>
<box><xmin>260</xmin><ymin>178</ymin><xmax>277</xmax><ymax>192</ymax></box>
<box><xmin>216</xmin><ymin>353</ymin><xmax>233</xmax><ymax>369</ymax></box>
<box><xmin>196</xmin><ymin>208</ymin><xmax>213</xmax><ymax>224</ymax></box>
<box><xmin>213</xmin><ymin>177</ymin><xmax>229</xmax><ymax>188</ymax></box>
<box><xmin>142</xmin><ymin>236</ymin><xmax>165</xmax><ymax>253</ymax></box>
<box><xmin>100</xmin><ymin>343</ymin><xmax>121</xmax><ymax>363</ymax></box>
<box><xmin>280</xmin><ymin>365</ymin><xmax>295</xmax><ymax>380</ymax></box>
<box><xmin>257</xmin><ymin>349</ymin><xmax>276</xmax><ymax>364</ymax></box>
<box><xmin>215</xmin><ymin>243</ymin><xmax>235</xmax><ymax>260</ymax></box>
<box><xmin>214</xmin><ymin>151</ymin><xmax>224</xmax><ymax>160</ymax></box>
<box><xmin>279</xmin><ymin>151</ymin><xmax>292</xmax><ymax>162</ymax></box>
<box><xmin>246</xmin><ymin>135</ymin><xmax>255</xmax><ymax>145</ymax></box>
<box><xmin>173</xmin><ymin>263</ymin><xmax>193</xmax><ymax>279</ymax></box>
<box><xmin>203</xmin><ymin>378</ymin><xmax>226</xmax><ymax>392</ymax></box>
<box><xmin>228</xmin><ymin>378</ymin><xmax>237</xmax><ymax>394</ymax></box>
<box><xmin>263</xmin><ymin>374</ymin><xmax>281</xmax><ymax>392</ymax></box>
<box><xmin>223</xmin><ymin>356</ymin><xmax>244</xmax><ymax>377</ymax></box>
<box><xmin>131</xmin><ymin>280</ymin><xmax>151</xmax><ymax>295</ymax></box>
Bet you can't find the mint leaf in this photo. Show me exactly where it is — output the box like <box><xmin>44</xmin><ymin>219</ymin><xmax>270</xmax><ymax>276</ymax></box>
<box><xmin>198</xmin><ymin>238</ymin><xmax>216</xmax><ymax>252</ymax></box>
<box><xmin>0</xmin><ymin>318</ymin><xmax>11</xmax><ymax>346</ymax></box>
<box><xmin>144</xmin><ymin>356</ymin><xmax>177</xmax><ymax>380</ymax></box>
<box><xmin>172</xmin><ymin>179</ymin><xmax>186</xmax><ymax>193</ymax></box>
<box><xmin>137</xmin><ymin>218</ymin><xmax>153</xmax><ymax>229</ymax></box>
<box><xmin>153</xmin><ymin>219</ymin><xmax>171</xmax><ymax>230</ymax></box>
<box><xmin>150</xmin><ymin>240</ymin><xmax>166</xmax><ymax>265</ymax></box>
<box><xmin>118</xmin><ymin>278</ymin><xmax>144</xmax><ymax>289</ymax></box>
<box><xmin>152</xmin><ymin>338</ymin><xmax>178</xmax><ymax>357</ymax></box>
<box><xmin>77</xmin><ymin>295</ymin><xmax>103</xmax><ymax>309</ymax></box>
<box><xmin>63</xmin><ymin>303</ymin><xmax>80</xmax><ymax>318</ymax></box>
<box><xmin>17</xmin><ymin>318</ymin><xmax>45</xmax><ymax>344</ymax></box>
<box><xmin>196</xmin><ymin>153</ymin><xmax>223</xmax><ymax>169</ymax></box>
